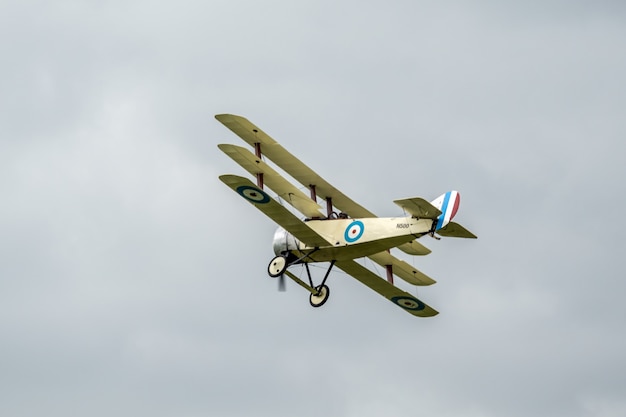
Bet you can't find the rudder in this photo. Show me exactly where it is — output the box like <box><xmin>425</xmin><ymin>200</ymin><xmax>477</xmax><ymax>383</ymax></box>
<box><xmin>430</xmin><ymin>191</ymin><xmax>460</xmax><ymax>231</ymax></box>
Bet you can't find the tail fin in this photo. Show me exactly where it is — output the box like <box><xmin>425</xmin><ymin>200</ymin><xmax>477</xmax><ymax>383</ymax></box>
<box><xmin>430</xmin><ymin>191</ymin><xmax>460</xmax><ymax>231</ymax></box>
<box><xmin>394</xmin><ymin>190</ymin><xmax>476</xmax><ymax>239</ymax></box>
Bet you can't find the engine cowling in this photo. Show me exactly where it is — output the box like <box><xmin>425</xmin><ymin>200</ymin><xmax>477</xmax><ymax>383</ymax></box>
<box><xmin>272</xmin><ymin>227</ymin><xmax>302</xmax><ymax>256</ymax></box>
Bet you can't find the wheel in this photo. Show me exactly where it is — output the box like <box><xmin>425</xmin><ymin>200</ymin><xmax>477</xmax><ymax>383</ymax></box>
<box><xmin>268</xmin><ymin>255</ymin><xmax>288</xmax><ymax>277</ymax></box>
<box><xmin>309</xmin><ymin>284</ymin><xmax>330</xmax><ymax>308</ymax></box>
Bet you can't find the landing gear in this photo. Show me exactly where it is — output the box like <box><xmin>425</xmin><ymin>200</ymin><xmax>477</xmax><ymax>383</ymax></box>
<box><xmin>266</xmin><ymin>253</ymin><xmax>335</xmax><ymax>309</ymax></box>
<box><xmin>309</xmin><ymin>284</ymin><xmax>330</xmax><ymax>307</ymax></box>
<box><xmin>267</xmin><ymin>255</ymin><xmax>287</xmax><ymax>277</ymax></box>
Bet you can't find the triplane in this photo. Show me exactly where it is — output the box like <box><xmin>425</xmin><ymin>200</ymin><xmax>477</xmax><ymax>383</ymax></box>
<box><xmin>217</xmin><ymin>114</ymin><xmax>476</xmax><ymax>317</ymax></box>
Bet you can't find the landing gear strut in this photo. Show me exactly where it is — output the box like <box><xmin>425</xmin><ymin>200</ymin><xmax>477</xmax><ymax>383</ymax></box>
<box><xmin>304</xmin><ymin>260</ymin><xmax>334</xmax><ymax>307</ymax></box>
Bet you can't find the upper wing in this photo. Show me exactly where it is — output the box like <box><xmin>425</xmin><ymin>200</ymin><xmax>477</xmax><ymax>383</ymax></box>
<box><xmin>215</xmin><ymin>114</ymin><xmax>375</xmax><ymax>218</ymax></box>
<box><xmin>219</xmin><ymin>175</ymin><xmax>330</xmax><ymax>248</ymax></box>
<box><xmin>335</xmin><ymin>259</ymin><xmax>438</xmax><ymax>317</ymax></box>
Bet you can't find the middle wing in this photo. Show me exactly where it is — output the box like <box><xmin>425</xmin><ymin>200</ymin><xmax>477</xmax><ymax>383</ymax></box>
<box><xmin>218</xmin><ymin>144</ymin><xmax>324</xmax><ymax>219</ymax></box>
<box><xmin>368</xmin><ymin>251</ymin><xmax>436</xmax><ymax>286</ymax></box>
<box><xmin>219</xmin><ymin>174</ymin><xmax>329</xmax><ymax>248</ymax></box>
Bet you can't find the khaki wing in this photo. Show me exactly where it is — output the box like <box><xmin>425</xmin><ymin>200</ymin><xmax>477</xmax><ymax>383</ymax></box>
<box><xmin>397</xmin><ymin>241</ymin><xmax>432</xmax><ymax>256</ymax></box>
<box><xmin>335</xmin><ymin>259</ymin><xmax>438</xmax><ymax>317</ymax></box>
<box><xmin>215</xmin><ymin>113</ymin><xmax>280</xmax><ymax>148</ymax></box>
<box><xmin>215</xmin><ymin>114</ymin><xmax>374</xmax><ymax>218</ymax></box>
<box><xmin>219</xmin><ymin>175</ymin><xmax>330</xmax><ymax>248</ymax></box>
<box><xmin>368</xmin><ymin>252</ymin><xmax>436</xmax><ymax>286</ymax></box>
<box><xmin>218</xmin><ymin>144</ymin><xmax>324</xmax><ymax>219</ymax></box>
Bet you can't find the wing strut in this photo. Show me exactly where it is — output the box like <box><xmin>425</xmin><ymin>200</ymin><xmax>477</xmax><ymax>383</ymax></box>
<box><xmin>291</xmin><ymin>259</ymin><xmax>334</xmax><ymax>291</ymax></box>
<box><xmin>309</xmin><ymin>184</ymin><xmax>333</xmax><ymax>218</ymax></box>
<box><xmin>254</xmin><ymin>141</ymin><xmax>263</xmax><ymax>188</ymax></box>
<box><xmin>384</xmin><ymin>249</ymin><xmax>394</xmax><ymax>284</ymax></box>
<box><xmin>386</xmin><ymin>264</ymin><xmax>394</xmax><ymax>284</ymax></box>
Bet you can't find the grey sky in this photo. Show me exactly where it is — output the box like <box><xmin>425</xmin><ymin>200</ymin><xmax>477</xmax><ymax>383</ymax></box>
<box><xmin>1</xmin><ymin>1</ymin><xmax>625</xmax><ymax>416</ymax></box>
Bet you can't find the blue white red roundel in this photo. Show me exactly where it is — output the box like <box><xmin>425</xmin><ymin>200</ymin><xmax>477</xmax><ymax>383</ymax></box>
<box><xmin>344</xmin><ymin>220</ymin><xmax>364</xmax><ymax>243</ymax></box>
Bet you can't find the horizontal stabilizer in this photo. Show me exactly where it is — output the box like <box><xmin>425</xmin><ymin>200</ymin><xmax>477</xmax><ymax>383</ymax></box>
<box><xmin>394</xmin><ymin>197</ymin><xmax>442</xmax><ymax>219</ymax></box>
<box><xmin>436</xmin><ymin>222</ymin><xmax>477</xmax><ymax>239</ymax></box>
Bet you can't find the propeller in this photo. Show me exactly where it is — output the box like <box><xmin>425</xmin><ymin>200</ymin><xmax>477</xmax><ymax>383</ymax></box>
<box><xmin>278</xmin><ymin>273</ymin><xmax>286</xmax><ymax>291</ymax></box>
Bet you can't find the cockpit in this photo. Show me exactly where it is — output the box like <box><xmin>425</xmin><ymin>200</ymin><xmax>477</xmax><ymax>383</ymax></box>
<box><xmin>304</xmin><ymin>211</ymin><xmax>349</xmax><ymax>222</ymax></box>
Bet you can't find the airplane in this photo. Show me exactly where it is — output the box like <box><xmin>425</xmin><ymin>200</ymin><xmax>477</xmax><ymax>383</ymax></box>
<box><xmin>216</xmin><ymin>114</ymin><xmax>477</xmax><ymax>317</ymax></box>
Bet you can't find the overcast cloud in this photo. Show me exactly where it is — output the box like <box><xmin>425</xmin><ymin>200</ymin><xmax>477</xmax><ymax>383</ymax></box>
<box><xmin>1</xmin><ymin>1</ymin><xmax>625</xmax><ymax>416</ymax></box>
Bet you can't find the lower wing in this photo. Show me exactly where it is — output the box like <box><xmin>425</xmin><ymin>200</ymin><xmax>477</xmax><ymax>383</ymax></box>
<box><xmin>335</xmin><ymin>259</ymin><xmax>438</xmax><ymax>317</ymax></box>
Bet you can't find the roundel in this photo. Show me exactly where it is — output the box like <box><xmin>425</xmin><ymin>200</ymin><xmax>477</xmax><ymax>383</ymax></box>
<box><xmin>390</xmin><ymin>296</ymin><xmax>425</xmax><ymax>311</ymax></box>
<box><xmin>344</xmin><ymin>220</ymin><xmax>365</xmax><ymax>243</ymax></box>
<box><xmin>236</xmin><ymin>185</ymin><xmax>270</xmax><ymax>204</ymax></box>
